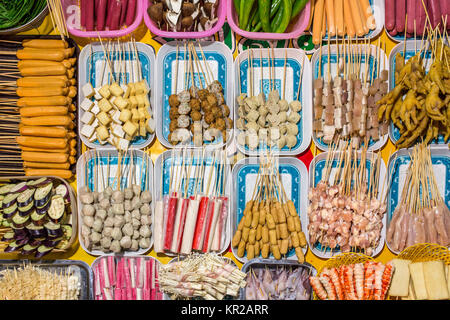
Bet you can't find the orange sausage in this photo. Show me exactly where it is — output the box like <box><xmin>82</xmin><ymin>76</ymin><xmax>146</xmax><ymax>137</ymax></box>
<box><xmin>69</xmin><ymin>78</ymin><xmax>76</xmax><ymax>86</ymax></box>
<box><xmin>69</xmin><ymin>104</ymin><xmax>76</xmax><ymax>112</ymax></box>
<box><xmin>64</xmin><ymin>47</ymin><xmax>75</xmax><ymax>58</ymax></box>
<box><xmin>20</xmin><ymin>126</ymin><xmax>68</xmax><ymax>138</ymax></box>
<box><xmin>21</xmin><ymin>116</ymin><xmax>72</xmax><ymax>127</ymax></box>
<box><xmin>19</xmin><ymin>106</ymin><xmax>68</xmax><ymax>117</ymax></box>
<box><xmin>325</xmin><ymin>0</ymin><xmax>336</xmax><ymax>37</ymax></box>
<box><xmin>69</xmin><ymin>138</ymin><xmax>77</xmax><ymax>148</ymax></box>
<box><xmin>21</xmin><ymin>151</ymin><xmax>69</xmax><ymax>163</ymax></box>
<box><xmin>322</xmin><ymin>6</ymin><xmax>326</xmax><ymax>37</ymax></box>
<box><xmin>16</xmin><ymin>48</ymin><xmax>65</xmax><ymax>62</ymax></box>
<box><xmin>359</xmin><ymin>0</ymin><xmax>376</xmax><ymax>30</ymax></box>
<box><xmin>18</xmin><ymin>60</ymin><xmax>65</xmax><ymax>70</ymax></box>
<box><xmin>16</xmin><ymin>86</ymin><xmax>69</xmax><ymax>97</ymax></box>
<box><xmin>335</xmin><ymin>0</ymin><xmax>345</xmax><ymax>36</ymax></box>
<box><xmin>68</xmin><ymin>86</ymin><xmax>77</xmax><ymax>98</ymax></box>
<box><xmin>19</xmin><ymin>65</ymin><xmax>67</xmax><ymax>77</ymax></box>
<box><xmin>17</xmin><ymin>96</ymin><xmax>72</xmax><ymax>107</ymax></box>
<box><xmin>21</xmin><ymin>146</ymin><xmax>69</xmax><ymax>153</ymax></box>
<box><xmin>17</xmin><ymin>77</ymin><xmax>68</xmax><ymax>88</ymax></box>
<box><xmin>343</xmin><ymin>0</ymin><xmax>356</xmax><ymax>37</ymax></box>
<box><xmin>350</xmin><ymin>0</ymin><xmax>365</xmax><ymax>36</ymax></box>
<box><xmin>25</xmin><ymin>169</ymin><xmax>73</xmax><ymax>179</ymax></box>
<box><xmin>22</xmin><ymin>39</ymin><xmax>68</xmax><ymax>49</ymax></box>
<box><xmin>24</xmin><ymin>161</ymin><xmax>71</xmax><ymax>170</ymax></box>
<box><xmin>16</xmin><ymin>136</ymin><xmax>68</xmax><ymax>149</ymax></box>
<box><xmin>312</xmin><ymin>0</ymin><xmax>325</xmax><ymax>45</ymax></box>
<box><xmin>357</xmin><ymin>0</ymin><xmax>369</xmax><ymax>34</ymax></box>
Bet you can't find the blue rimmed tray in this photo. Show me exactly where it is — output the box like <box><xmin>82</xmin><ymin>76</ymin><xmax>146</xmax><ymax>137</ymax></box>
<box><xmin>385</xmin><ymin>147</ymin><xmax>450</xmax><ymax>254</ymax></box>
<box><xmin>155</xmin><ymin>41</ymin><xmax>234</xmax><ymax>149</ymax></box>
<box><xmin>307</xmin><ymin>151</ymin><xmax>387</xmax><ymax>259</ymax></box>
<box><xmin>233</xmin><ymin>48</ymin><xmax>312</xmax><ymax>156</ymax></box>
<box><xmin>311</xmin><ymin>44</ymin><xmax>389</xmax><ymax>151</ymax></box>
<box><xmin>78</xmin><ymin>42</ymin><xmax>155</xmax><ymax>149</ymax></box>
<box><xmin>388</xmin><ymin>40</ymin><xmax>446</xmax><ymax>146</ymax></box>
<box><xmin>230</xmin><ymin>157</ymin><xmax>309</xmax><ymax>263</ymax></box>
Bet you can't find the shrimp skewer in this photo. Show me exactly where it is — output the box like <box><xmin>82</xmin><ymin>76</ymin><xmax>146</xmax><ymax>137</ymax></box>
<box><xmin>380</xmin><ymin>261</ymin><xmax>394</xmax><ymax>300</ymax></box>
<box><xmin>343</xmin><ymin>264</ymin><xmax>357</xmax><ymax>300</ymax></box>
<box><xmin>363</xmin><ymin>261</ymin><xmax>376</xmax><ymax>300</ymax></box>
<box><xmin>320</xmin><ymin>269</ymin><xmax>337</xmax><ymax>300</ymax></box>
<box><xmin>310</xmin><ymin>276</ymin><xmax>328</xmax><ymax>300</ymax></box>
<box><xmin>354</xmin><ymin>263</ymin><xmax>365</xmax><ymax>300</ymax></box>
<box><xmin>373</xmin><ymin>262</ymin><xmax>386</xmax><ymax>300</ymax></box>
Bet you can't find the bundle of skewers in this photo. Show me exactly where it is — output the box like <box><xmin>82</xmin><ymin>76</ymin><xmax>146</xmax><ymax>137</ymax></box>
<box><xmin>235</xmin><ymin>48</ymin><xmax>303</xmax><ymax>152</ymax></box>
<box><xmin>153</xmin><ymin>149</ymin><xmax>229</xmax><ymax>255</ymax></box>
<box><xmin>244</xmin><ymin>265</ymin><xmax>313</xmax><ymax>300</ymax></box>
<box><xmin>308</xmin><ymin>141</ymin><xmax>387</xmax><ymax>256</ymax></box>
<box><xmin>158</xmin><ymin>253</ymin><xmax>247</xmax><ymax>300</ymax></box>
<box><xmin>310</xmin><ymin>260</ymin><xmax>394</xmax><ymax>300</ymax></box>
<box><xmin>93</xmin><ymin>256</ymin><xmax>163</xmax><ymax>300</ymax></box>
<box><xmin>313</xmin><ymin>37</ymin><xmax>389</xmax><ymax>149</ymax></box>
<box><xmin>232</xmin><ymin>153</ymin><xmax>308</xmax><ymax>263</ymax></box>
<box><xmin>78</xmin><ymin>150</ymin><xmax>153</xmax><ymax>254</ymax></box>
<box><xmin>386</xmin><ymin>142</ymin><xmax>450</xmax><ymax>252</ymax></box>
<box><xmin>378</xmin><ymin>24</ymin><xmax>450</xmax><ymax>148</ymax></box>
<box><xmin>0</xmin><ymin>37</ymin><xmax>78</xmax><ymax>180</ymax></box>
<box><xmin>167</xmin><ymin>42</ymin><xmax>232</xmax><ymax>146</ymax></box>
<box><xmin>80</xmin><ymin>38</ymin><xmax>155</xmax><ymax>150</ymax></box>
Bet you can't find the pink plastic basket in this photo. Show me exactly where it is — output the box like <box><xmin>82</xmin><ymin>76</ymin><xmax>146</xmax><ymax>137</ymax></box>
<box><xmin>143</xmin><ymin>0</ymin><xmax>226</xmax><ymax>39</ymax></box>
<box><xmin>227</xmin><ymin>0</ymin><xmax>311</xmax><ymax>40</ymax></box>
<box><xmin>61</xmin><ymin>0</ymin><xmax>144</xmax><ymax>38</ymax></box>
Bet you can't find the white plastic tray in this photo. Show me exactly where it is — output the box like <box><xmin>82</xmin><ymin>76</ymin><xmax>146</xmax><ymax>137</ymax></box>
<box><xmin>311</xmin><ymin>43</ymin><xmax>389</xmax><ymax>151</ymax></box>
<box><xmin>388</xmin><ymin>40</ymin><xmax>446</xmax><ymax>146</ymax></box>
<box><xmin>307</xmin><ymin>150</ymin><xmax>387</xmax><ymax>259</ymax></box>
<box><xmin>76</xmin><ymin>149</ymin><xmax>154</xmax><ymax>256</ymax></box>
<box><xmin>78</xmin><ymin>42</ymin><xmax>155</xmax><ymax>149</ymax></box>
<box><xmin>153</xmin><ymin>150</ymin><xmax>231</xmax><ymax>256</ymax></box>
<box><xmin>155</xmin><ymin>41</ymin><xmax>234</xmax><ymax>149</ymax></box>
<box><xmin>385</xmin><ymin>147</ymin><xmax>450</xmax><ymax>254</ymax></box>
<box><xmin>233</xmin><ymin>48</ymin><xmax>312</xmax><ymax>156</ymax></box>
<box><xmin>230</xmin><ymin>156</ymin><xmax>309</xmax><ymax>264</ymax></box>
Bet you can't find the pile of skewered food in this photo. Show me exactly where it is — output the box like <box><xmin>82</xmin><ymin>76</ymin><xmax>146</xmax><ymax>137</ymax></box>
<box><xmin>378</xmin><ymin>36</ymin><xmax>450</xmax><ymax>148</ymax></box>
<box><xmin>147</xmin><ymin>0</ymin><xmax>219</xmax><ymax>33</ymax></box>
<box><xmin>168</xmin><ymin>42</ymin><xmax>232</xmax><ymax>146</ymax></box>
<box><xmin>93</xmin><ymin>256</ymin><xmax>163</xmax><ymax>300</ymax></box>
<box><xmin>244</xmin><ymin>265</ymin><xmax>313</xmax><ymax>300</ymax></box>
<box><xmin>0</xmin><ymin>263</ymin><xmax>81</xmax><ymax>300</ymax></box>
<box><xmin>386</xmin><ymin>142</ymin><xmax>450</xmax><ymax>252</ymax></box>
<box><xmin>313</xmin><ymin>39</ymin><xmax>389</xmax><ymax>148</ymax></box>
<box><xmin>232</xmin><ymin>153</ymin><xmax>307</xmax><ymax>263</ymax></box>
<box><xmin>310</xmin><ymin>260</ymin><xmax>394</xmax><ymax>300</ymax></box>
<box><xmin>153</xmin><ymin>149</ymin><xmax>229</xmax><ymax>255</ymax></box>
<box><xmin>0</xmin><ymin>38</ymin><xmax>78</xmax><ymax>179</ymax></box>
<box><xmin>158</xmin><ymin>253</ymin><xmax>246</xmax><ymax>300</ymax></box>
<box><xmin>236</xmin><ymin>49</ymin><xmax>302</xmax><ymax>151</ymax></box>
<box><xmin>308</xmin><ymin>142</ymin><xmax>386</xmax><ymax>256</ymax></box>
<box><xmin>0</xmin><ymin>177</ymin><xmax>74</xmax><ymax>258</ymax></box>
<box><xmin>79</xmin><ymin>151</ymin><xmax>153</xmax><ymax>254</ymax></box>
<box><xmin>80</xmin><ymin>40</ymin><xmax>155</xmax><ymax>150</ymax></box>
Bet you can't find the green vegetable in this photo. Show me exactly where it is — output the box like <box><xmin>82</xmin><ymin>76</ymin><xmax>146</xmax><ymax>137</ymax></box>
<box><xmin>291</xmin><ymin>0</ymin><xmax>308</xmax><ymax>20</ymax></box>
<box><xmin>271</xmin><ymin>3</ymin><xmax>284</xmax><ymax>31</ymax></box>
<box><xmin>270</xmin><ymin>0</ymin><xmax>283</xmax><ymax>17</ymax></box>
<box><xmin>233</xmin><ymin>0</ymin><xmax>241</xmax><ymax>15</ymax></box>
<box><xmin>251</xmin><ymin>9</ymin><xmax>260</xmax><ymax>27</ymax></box>
<box><xmin>258</xmin><ymin>0</ymin><xmax>271</xmax><ymax>32</ymax></box>
<box><xmin>273</xmin><ymin>0</ymin><xmax>292</xmax><ymax>33</ymax></box>
<box><xmin>246</xmin><ymin>5</ymin><xmax>258</xmax><ymax>31</ymax></box>
<box><xmin>239</xmin><ymin>0</ymin><xmax>256</xmax><ymax>30</ymax></box>
<box><xmin>0</xmin><ymin>0</ymin><xmax>47</xmax><ymax>30</ymax></box>
<box><xmin>251</xmin><ymin>22</ymin><xmax>262</xmax><ymax>32</ymax></box>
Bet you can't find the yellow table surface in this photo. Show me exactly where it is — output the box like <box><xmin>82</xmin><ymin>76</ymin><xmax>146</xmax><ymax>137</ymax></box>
<box><xmin>17</xmin><ymin>15</ymin><xmax>401</xmax><ymax>271</ymax></box>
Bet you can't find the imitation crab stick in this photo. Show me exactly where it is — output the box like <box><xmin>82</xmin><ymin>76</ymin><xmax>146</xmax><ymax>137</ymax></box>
<box><xmin>191</xmin><ymin>196</ymin><xmax>210</xmax><ymax>251</ymax></box>
<box><xmin>350</xmin><ymin>0</ymin><xmax>365</xmax><ymax>36</ymax></box>
<box><xmin>325</xmin><ymin>0</ymin><xmax>336</xmax><ymax>37</ymax></box>
<box><xmin>153</xmin><ymin>199</ymin><xmax>164</xmax><ymax>253</ymax></box>
<box><xmin>180</xmin><ymin>197</ymin><xmax>201</xmax><ymax>255</ymax></box>
<box><xmin>170</xmin><ymin>197</ymin><xmax>189</xmax><ymax>253</ymax></box>
<box><xmin>163</xmin><ymin>194</ymin><xmax>179</xmax><ymax>252</ymax></box>
<box><xmin>312</xmin><ymin>0</ymin><xmax>325</xmax><ymax>44</ymax></box>
<box><xmin>211</xmin><ymin>197</ymin><xmax>228</xmax><ymax>252</ymax></box>
<box><xmin>202</xmin><ymin>198</ymin><xmax>223</xmax><ymax>253</ymax></box>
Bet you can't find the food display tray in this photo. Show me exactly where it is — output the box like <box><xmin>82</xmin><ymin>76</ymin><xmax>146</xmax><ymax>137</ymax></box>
<box><xmin>76</xmin><ymin>149</ymin><xmax>154</xmax><ymax>256</ymax></box>
<box><xmin>230</xmin><ymin>156</ymin><xmax>309</xmax><ymax>264</ymax></box>
<box><xmin>78</xmin><ymin>41</ymin><xmax>155</xmax><ymax>150</ymax></box>
<box><xmin>0</xmin><ymin>259</ymin><xmax>93</xmax><ymax>300</ymax></box>
<box><xmin>233</xmin><ymin>48</ymin><xmax>312</xmax><ymax>156</ymax></box>
<box><xmin>307</xmin><ymin>150</ymin><xmax>387</xmax><ymax>259</ymax></box>
<box><xmin>385</xmin><ymin>147</ymin><xmax>450</xmax><ymax>254</ymax></box>
<box><xmin>153</xmin><ymin>150</ymin><xmax>231</xmax><ymax>256</ymax></box>
<box><xmin>388</xmin><ymin>40</ymin><xmax>446</xmax><ymax>146</ymax></box>
<box><xmin>155</xmin><ymin>41</ymin><xmax>234</xmax><ymax>149</ymax></box>
<box><xmin>311</xmin><ymin>43</ymin><xmax>390</xmax><ymax>151</ymax></box>
<box><xmin>0</xmin><ymin>175</ymin><xmax>78</xmax><ymax>259</ymax></box>
<box><xmin>239</xmin><ymin>258</ymin><xmax>317</xmax><ymax>300</ymax></box>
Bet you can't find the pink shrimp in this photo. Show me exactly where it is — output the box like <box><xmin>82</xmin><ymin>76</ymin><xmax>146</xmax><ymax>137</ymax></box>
<box><xmin>328</xmin><ymin>267</ymin><xmax>345</xmax><ymax>300</ymax></box>
<box><xmin>337</xmin><ymin>265</ymin><xmax>347</xmax><ymax>300</ymax></box>
<box><xmin>319</xmin><ymin>269</ymin><xmax>337</xmax><ymax>300</ymax></box>
<box><xmin>343</xmin><ymin>264</ymin><xmax>357</xmax><ymax>300</ymax></box>
<box><xmin>380</xmin><ymin>262</ymin><xmax>394</xmax><ymax>300</ymax></box>
<box><xmin>363</xmin><ymin>261</ymin><xmax>376</xmax><ymax>300</ymax></box>
<box><xmin>353</xmin><ymin>263</ymin><xmax>365</xmax><ymax>300</ymax></box>
<box><xmin>310</xmin><ymin>276</ymin><xmax>328</xmax><ymax>300</ymax></box>
<box><xmin>373</xmin><ymin>262</ymin><xmax>386</xmax><ymax>300</ymax></box>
